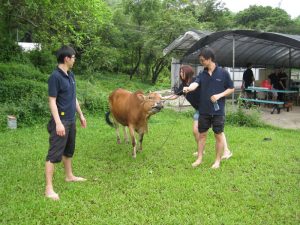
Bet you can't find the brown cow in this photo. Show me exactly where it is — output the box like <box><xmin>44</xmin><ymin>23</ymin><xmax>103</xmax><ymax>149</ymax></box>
<box><xmin>105</xmin><ymin>88</ymin><xmax>163</xmax><ymax>158</ymax></box>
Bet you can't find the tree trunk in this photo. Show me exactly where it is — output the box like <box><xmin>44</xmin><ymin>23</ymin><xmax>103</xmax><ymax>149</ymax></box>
<box><xmin>151</xmin><ymin>57</ymin><xmax>167</xmax><ymax>84</ymax></box>
<box><xmin>130</xmin><ymin>47</ymin><xmax>142</xmax><ymax>80</ymax></box>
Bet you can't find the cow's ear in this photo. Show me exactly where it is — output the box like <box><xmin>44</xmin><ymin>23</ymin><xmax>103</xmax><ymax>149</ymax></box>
<box><xmin>137</xmin><ymin>93</ymin><xmax>145</xmax><ymax>101</ymax></box>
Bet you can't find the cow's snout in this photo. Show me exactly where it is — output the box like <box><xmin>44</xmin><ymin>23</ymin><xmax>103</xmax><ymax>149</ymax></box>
<box><xmin>152</xmin><ymin>101</ymin><xmax>164</xmax><ymax>113</ymax></box>
<box><xmin>156</xmin><ymin>101</ymin><xmax>164</xmax><ymax>109</ymax></box>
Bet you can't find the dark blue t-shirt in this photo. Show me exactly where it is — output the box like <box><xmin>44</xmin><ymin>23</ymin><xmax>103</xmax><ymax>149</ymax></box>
<box><xmin>176</xmin><ymin>77</ymin><xmax>200</xmax><ymax>110</ymax></box>
<box><xmin>194</xmin><ymin>66</ymin><xmax>233</xmax><ymax>116</ymax></box>
<box><xmin>48</xmin><ymin>67</ymin><xmax>76</xmax><ymax>121</ymax></box>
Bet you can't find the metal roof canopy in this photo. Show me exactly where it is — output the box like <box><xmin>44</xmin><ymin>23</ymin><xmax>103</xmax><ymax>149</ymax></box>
<box><xmin>164</xmin><ymin>30</ymin><xmax>300</xmax><ymax>69</ymax></box>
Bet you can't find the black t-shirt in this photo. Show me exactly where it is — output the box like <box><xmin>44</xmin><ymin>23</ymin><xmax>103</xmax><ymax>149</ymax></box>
<box><xmin>268</xmin><ymin>73</ymin><xmax>282</xmax><ymax>90</ymax></box>
<box><xmin>243</xmin><ymin>68</ymin><xmax>254</xmax><ymax>88</ymax></box>
<box><xmin>279</xmin><ymin>72</ymin><xmax>288</xmax><ymax>88</ymax></box>
<box><xmin>175</xmin><ymin>77</ymin><xmax>200</xmax><ymax>110</ymax></box>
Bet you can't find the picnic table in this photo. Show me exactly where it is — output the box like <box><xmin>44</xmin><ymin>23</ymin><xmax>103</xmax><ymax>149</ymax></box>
<box><xmin>241</xmin><ymin>87</ymin><xmax>298</xmax><ymax>114</ymax></box>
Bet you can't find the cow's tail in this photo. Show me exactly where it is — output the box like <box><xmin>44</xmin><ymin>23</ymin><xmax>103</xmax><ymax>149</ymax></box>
<box><xmin>105</xmin><ymin>111</ymin><xmax>114</xmax><ymax>127</ymax></box>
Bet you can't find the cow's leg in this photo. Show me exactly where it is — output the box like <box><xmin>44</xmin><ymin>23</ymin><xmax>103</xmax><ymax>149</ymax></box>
<box><xmin>123</xmin><ymin>126</ymin><xmax>129</xmax><ymax>144</ymax></box>
<box><xmin>138</xmin><ymin>132</ymin><xmax>144</xmax><ymax>151</ymax></box>
<box><xmin>128</xmin><ymin>125</ymin><xmax>136</xmax><ymax>158</ymax></box>
<box><xmin>113</xmin><ymin>119</ymin><xmax>121</xmax><ymax>144</ymax></box>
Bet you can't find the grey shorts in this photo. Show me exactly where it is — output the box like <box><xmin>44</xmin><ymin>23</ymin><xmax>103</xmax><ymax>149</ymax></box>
<box><xmin>46</xmin><ymin>119</ymin><xmax>76</xmax><ymax>163</ymax></box>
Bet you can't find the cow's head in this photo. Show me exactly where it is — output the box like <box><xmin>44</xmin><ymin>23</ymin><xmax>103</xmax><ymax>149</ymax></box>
<box><xmin>137</xmin><ymin>92</ymin><xmax>164</xmax><ymax>115</ymax></box>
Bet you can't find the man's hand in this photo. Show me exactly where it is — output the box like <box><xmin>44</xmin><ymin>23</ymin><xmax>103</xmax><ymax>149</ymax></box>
<box><xmin>210</xmin><ymin>94</ymin><xmax>222</xmax><ymax>103</ymax></box>
<box><xmin>80</xmin><ymin>114</ymin><xmax>87</xmax><ymax>128</ymax></box>
<box><xmin>56</xmin><ymin>123</ymin><xmax>65</xmax><ymax>136</ymax></box>
<box><xmin>183</xmin><ymin>87</ymin><xmax>189</xmax><ymax>93</ymax></box>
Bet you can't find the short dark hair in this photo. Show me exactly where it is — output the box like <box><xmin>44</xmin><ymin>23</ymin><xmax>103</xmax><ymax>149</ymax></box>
<box><xmin>56</xmin><ymin>45</ymin><xmax>76</xmax><ymax>64</ymax></box>
<box><xmin>246</xmin><ymin>63</ymin><xmax>252</xmax><ymax>68</ymax></box>
<box><xmin>198</xmin><ymin>47</ymin><xmax>215</xmax><ymax>62</ymax></box>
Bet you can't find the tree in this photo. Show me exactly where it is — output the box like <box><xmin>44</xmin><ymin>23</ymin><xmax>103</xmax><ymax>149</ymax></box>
<box><xmin>234</xmin><ymin>5</ymin><xmax>293</xmax><ymax>32</ymax></box>
<box><xmin>147</xmin><ymin>0</ymin><xmax>200</xmax><ymax>83</ymax></box>
<box><xmin>0</xmin><ymin>0</ymin><xmax>114</xmax><ymax>70</ymax></box>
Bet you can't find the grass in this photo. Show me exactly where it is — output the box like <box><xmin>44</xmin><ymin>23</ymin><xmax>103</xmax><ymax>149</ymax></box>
<box><xmin>0</xmin><ymin>109</ymin><xmax>299</xmax><ymax>225</ymax></box>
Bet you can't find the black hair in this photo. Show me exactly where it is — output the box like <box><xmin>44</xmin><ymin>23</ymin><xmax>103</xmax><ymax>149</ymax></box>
<box><xmin>56</xmin><ymin>45</ymin><xmax>76</xmax><ymax>64</ymax></box>
<box><xmin>198</xmin><ymin>47</ymin><xmax>215</xmax><ymax>62</ymax></box>
<box><xmin>246</xmin><ymin>62</ymin><xmax>252</xmax><ymax>68</ymax></box>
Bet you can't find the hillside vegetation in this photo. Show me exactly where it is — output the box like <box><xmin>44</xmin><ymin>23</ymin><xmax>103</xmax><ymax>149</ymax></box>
<box><xmin>0</xmin><ymin>62</ymin><xmax>169</xmax><ymax>130</ymax></box>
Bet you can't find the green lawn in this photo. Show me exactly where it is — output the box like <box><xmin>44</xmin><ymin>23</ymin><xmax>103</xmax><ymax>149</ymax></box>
<box><xmin>0</xmin><ymin>109</ymin><xmax>299</xmax><ymax>225</ymax></box>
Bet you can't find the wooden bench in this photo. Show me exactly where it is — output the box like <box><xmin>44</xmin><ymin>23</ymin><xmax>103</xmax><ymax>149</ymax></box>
<box><xmin>239</xmin><ymin>97</ymin><xmax>284</xmax><ymax>114</ymax></box>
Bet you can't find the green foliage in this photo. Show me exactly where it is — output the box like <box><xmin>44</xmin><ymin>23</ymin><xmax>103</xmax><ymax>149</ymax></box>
<box><xmin>1</xmin><ymin>0</ymin><xmax>298</xmax><ymax>84</ymax></box>
<box><xmin>0</xmin><ymin>62</ymin><xmax>48</xmax><ymax>82</ymax></box>
<box><xmin>0</xmin><ymin>63</ymin><xmax>49</xmax><ymax>128</ymax></box>
<box><xmin>78</xmin><ymin>81</ymin><xmax>110</xmax><ymax>114</ymax></box>
<box><xmin>0</xmin><ymin>62</ymin><xmax>170</xmax><ymax>129</ymax></box>
<box><xmin>0</xmin><ymin>97</ymin><xmax>49</xmax><ymax>129</ymax></box>
<box><xmin>0</xmin><ymin>38</ymin><xmax>25</xmax><ymax>62</ymax></box>
<box><xmin>226</xmin><ymin>102</ymin><xmax>263</xmax><ymax>127</ymax></box>
<box><xmin>78</xmin><ymin>40</ymin><xmax>122</xmax><ymax>72</ymax></box>
<box><xmin>26</xmin><ymin>49</ymin><xmax>57</xmax><ymax>74</ymax></box>
<box><xmin>0</xmin><ymin>79</ymin><xmax>46</xmax><ymax>102</ymax></box>
<box><xmin>234</xmin><ymin>5</ymin><xmax>293</xmax><ymax>32</ymax></box>
<box><xmin>190</xmin><ymin>0</ymin><xmax>234</xmax><ymax>30</ymax></box>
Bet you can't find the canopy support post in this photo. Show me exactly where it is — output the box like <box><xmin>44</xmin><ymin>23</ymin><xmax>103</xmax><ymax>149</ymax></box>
<box><xmin>288</xmin><ymin>48</ymin><xmax>292</xmax><ymax>88</ymax></box>
<box><xmin>232</xmin><ymin>35</ymin><xmax>235</xmax><ymax>105</ymax></box>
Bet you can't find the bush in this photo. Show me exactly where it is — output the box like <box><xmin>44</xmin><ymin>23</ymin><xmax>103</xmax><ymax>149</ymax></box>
<box><xmin>0</xmin><ymin>63</ymin><xmax>48</xmax><ymax>82</ymax></box>
<box><xmin>0</xmin><ymin>38</ymin><xmax>24</xmax><ymax>63</ymax></box>
<box><xmin>0</xmin><ymin>79</ymin><xmax>47</xmax><ymax>103</ymax></box>
<box><xmin>26</xmin><ymin>49</ymin><xmax>57</xmax><ymax>74</ymax></box>
<box><xmin>226</xmin><ymin>103</ymin><xmax>263</xmax><ymax>127</ymax></box>
<box><xmin>78</xmin><ymin>81</ymin><xmax>109</xmax><ymax>114</ymax></box>
<box><xmin>0</xmin><ymin>63</ymin><xmax>49</xmax><ymax>128</ymax></box>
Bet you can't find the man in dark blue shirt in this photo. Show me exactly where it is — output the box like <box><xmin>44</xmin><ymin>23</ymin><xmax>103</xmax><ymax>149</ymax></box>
<box><xmin>162</xmin><ymin>65</ymin><xmax>232</xmax><ymax>160</ymax></box>
<box><xmin>45</xmin><ymin>45</ymin><xmax>87</xmax><ymax>200</ymax></box>
<box><xmin>184</xmin><ymin>47</ymin><xmax>234</xmax><ymax>169</ymax></box>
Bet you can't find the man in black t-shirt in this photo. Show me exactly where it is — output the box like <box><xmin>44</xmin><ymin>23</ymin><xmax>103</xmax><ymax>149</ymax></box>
<box><xmin>242</xmin><ymin>63</ymin><xmax>255</xmax><ymax>97</ymax></box>
<box><xmin>268</xmin><ymin>68</ymin><xmax>285</xmax><ymax>101</ymax></box>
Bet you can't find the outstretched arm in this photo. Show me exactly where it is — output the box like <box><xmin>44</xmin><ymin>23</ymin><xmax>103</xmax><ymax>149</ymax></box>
<box><xmin>183</xmin><ymin>82</ymin><xmax>199</xmax><ymax>93</ymax></box>
<box><xmin>161</xmin><ymin>94</ymin><xmax>179</xmax><ymax>100</ymax></box>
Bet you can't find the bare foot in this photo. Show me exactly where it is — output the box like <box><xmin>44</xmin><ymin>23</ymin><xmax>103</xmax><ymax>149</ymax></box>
<box><xmin>211</xmin><ymin>161</ymin><xmax>220</xmax><ymax>169</ymax></box>
<box><xmin>45</xmin><ymin>190</ymin><xmax>60</xmax><ymax>201</ymax></box>
<box><xmin>222</xmin><ymin>150</ymin><xmax>233</xmax><ymax>160</ymax></box>
<box><xmin>192</xmin><ymin>159</ymin><xmax>202</xmax><ymax>168</ymax></box>
<box><xmin>65</xmin><ymin>176</ymin><xmax>87</xmax><ymax>182</ymax></box>
<box><xmin>193</xmin><ymin>151</ymin><xmax>205</xmax><ymax>156</ymax></box>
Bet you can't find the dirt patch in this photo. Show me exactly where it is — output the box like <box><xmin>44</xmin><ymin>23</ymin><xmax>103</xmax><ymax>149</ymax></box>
<box><xmin>259</xmin><ymin>106</ymin><xmax>300</xmax><ymax>130</ymax></box>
